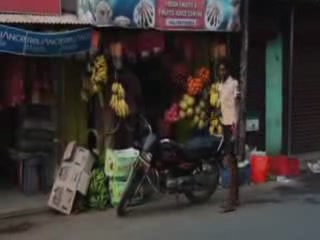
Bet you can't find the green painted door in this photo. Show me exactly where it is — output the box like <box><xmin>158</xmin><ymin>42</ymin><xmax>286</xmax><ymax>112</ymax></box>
<box><xmin>266</xmin><ymin>35</ymin><xmax>283</xmax><ymax>155</ymax></box>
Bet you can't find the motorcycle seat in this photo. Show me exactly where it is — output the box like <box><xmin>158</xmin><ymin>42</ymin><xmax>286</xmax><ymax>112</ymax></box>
<box><xmin>160</xmin><ymin>136</ymin><xmax>223</xmax><ymax>161</ymax></box>
<box><xmin>183</xmin><ymin>136</ymin><xmax>223</xmax><ymax>160</ymax></box>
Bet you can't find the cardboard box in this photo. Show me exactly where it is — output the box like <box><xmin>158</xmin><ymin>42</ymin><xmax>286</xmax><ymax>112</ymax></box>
<box><xmin>77</xmin><ymin>171</ymin><xmax>90</xmax><ymax>195</ymax></box>
<box><xmin>48</xmin><ymin>183</ymin><xmax>76</xmax><ymax>215</ymax></box>
<box><xmin>55</xmin><ymin>163</ymin><xmax>82</xmax><ymax>189</ymax></box>
<box><xmin>62</xmin><ymin>141</ymin><xmax>76</xmax><ymax>161</ymax></box>
<box><xmin>73</xmin><ymin>147</ymin><xmax>94</xmax><ymax>173</ymax></box>
<box><xmin>48</xmin><ymin>142</ymin><xmax>94</xmax><ymax>215</ymax></box>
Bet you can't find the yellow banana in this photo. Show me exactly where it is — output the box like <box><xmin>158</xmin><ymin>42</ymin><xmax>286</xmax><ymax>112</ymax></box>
<box><xmin>109</xmin><ymin>94</ymin><xmax>119</xmax><ymax>110</ymax></box>
<box><xmin>118</xmin><ymin>85</ymin><xmax>125</xmax><ymax>98</ymax></box>
<box><xmin>217</xmin><ymin>125</ymin><xmax>223</xmax><ymax>135</ymax></box>
<box><xmin>111</xmin><ymin>83</ymin><xmax>116</xmax><ymax>93</ymax></box>
<box><xmin>119</xmin><ymin>100</ymin><xmax>125</xmax><ymax>118</ymax></box>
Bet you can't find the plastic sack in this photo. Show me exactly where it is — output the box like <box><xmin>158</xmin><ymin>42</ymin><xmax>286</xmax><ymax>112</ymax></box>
<box><xmin>109</xmin><ymin>179</ymin><xmax>128</xmax><ymax>207</ymax></box>
<box><xmin>105</xmin><ymin>148</ymin><xmax>139</xmax><ymax>179</ymax></box>
<box><xmin>109</xmin><ymin>178</ymin><xmax>145</xmax><ymax>207</ymax></box>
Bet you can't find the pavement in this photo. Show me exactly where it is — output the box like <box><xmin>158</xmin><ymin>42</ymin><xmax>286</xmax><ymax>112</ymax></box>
<box><xmin>1</xmin><ymin>173</ymin><xmax>320</xmax><ymax>240</ymax></box>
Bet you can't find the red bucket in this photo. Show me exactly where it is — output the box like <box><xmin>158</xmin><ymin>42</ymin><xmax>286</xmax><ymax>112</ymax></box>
<box><xmin>270</xmin><ymin>156</ymin><xmax>300</xmax><ymax>177</ymax></box>
<box><xmin>251</xmin><ymin>155</ymin><xmax>270</xmax><ymax>184</ymax></box>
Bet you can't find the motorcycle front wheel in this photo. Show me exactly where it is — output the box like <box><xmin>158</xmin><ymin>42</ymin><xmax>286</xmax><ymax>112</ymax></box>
<box><xmin>184</xmin><ymin>162</ymin><xmax>220</xmax><ymax>204</ymax></box>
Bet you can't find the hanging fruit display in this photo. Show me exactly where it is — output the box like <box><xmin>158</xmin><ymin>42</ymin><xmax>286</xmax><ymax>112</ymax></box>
<box><xmin>197</xmin><ymin>67</ymin><xmax>210</xmax><ymax>84</ymax></box>
<box><xmin>187</xmin><ymin>77</ymin><xmax>204</xmax><ymax>96</ymax></box>
<box><xmin>81</xmin><ymin>54</ymin><xmax>108</xmax><ymax>105</ymax></box>
<box><xmin>192</xmin><ymin>98</ymin><xmax>209</xmax><ymax>130</ymax></box>
<box><xmin>209</xmin><ymin>82</ymin><xmax>221</xmax><ymax>108</ymax></box>
<box><xmin>109</xmin><ymin>82</ymin><xmax>130</xmax><ymax>118</ymax></box>
<box><xmin>209</xmin><ymin>82</ymin><xmax>223</xmax><ymax>136</ymax></box>
<box><xmin>165</xmin><ymin>103</ymin><xmax>180</xmax><ymax>123</ymax></box>
<box><xmin>209</xmin><ymin>115</ymin><xmax>223</xmax><ymax>136</ymax></box>
<box><xmin>187</xmin><ymin>67</ymin><xmax>211</xmax><ymax>96</ymax></box>
<box><xmin>179</xmin><ymin>94</ymin><xmax>196</xmax><ymax>119</ymax></box>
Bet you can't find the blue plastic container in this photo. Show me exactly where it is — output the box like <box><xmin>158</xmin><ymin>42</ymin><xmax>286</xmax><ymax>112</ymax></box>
<box><xmin>221</xmin><ymin>164</ymin><xmax>251</xmax><ymax>188</ymax></box>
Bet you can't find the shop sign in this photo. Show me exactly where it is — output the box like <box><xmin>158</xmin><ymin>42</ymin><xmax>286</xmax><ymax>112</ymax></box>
<box><xmin>0</xmin><ymin>0</ymin><xmax>61</xmax><ymax>15</ymax></box>
<box><xmin>77</xmin><ymin>0</ymin><xmax>240</xmax><ymax>32</ymax></box>
<box><xmin>78</xmin><ymin>0</ymin><xmax>157</xmax><ymax>28</ymax></box>
<box><xmin>0</xmin><ymin>25</ymin><xmax>92</xmax><ymax>57</ymax></box>
<box><xmin>157</xmin><ymin>0</ymin><xmax>240</xmax><ymax>31</ymax></box>
<box><xmin>157</xmin><ymin>0</ymin><xmax>206</xmax><ymax>30</ymax></box>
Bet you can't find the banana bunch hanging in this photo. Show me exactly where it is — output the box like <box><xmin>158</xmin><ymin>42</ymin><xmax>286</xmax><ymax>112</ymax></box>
<box><xmin>81</xmin><ymin>55</ymin><xmax>108</xmax><ymax>104</ymax></box>
<box><xmin>209</xmin><ymin>82</ymin><xmax>221</xmax><ymax>108</ymax></box>
<box><xmin>209</xmin><ymin>114</ymin><xmax>223</xmax><ymax>136</ymax></box>
<box><xmin>109</xmin><ymin>82</ymin><xmax>130</xmax><ymax>118</ymax></box>
<box><xmin>209</xmin><ymin>82</ymin><xmax>223</xmax><ymax>136</ymax></box>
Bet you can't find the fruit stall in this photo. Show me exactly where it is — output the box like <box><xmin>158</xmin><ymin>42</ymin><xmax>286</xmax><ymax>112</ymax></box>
<box><xmin>82</xmin><ymin>31</ymin><xmax>241</xmax><ymax>145</ymax></box>
<box><xmin>73</xmin><ymin>0</ymin><xmax>247</xmax><ymax>213</ymax></box>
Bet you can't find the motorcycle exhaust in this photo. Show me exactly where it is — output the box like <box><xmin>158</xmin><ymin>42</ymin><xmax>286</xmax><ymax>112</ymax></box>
<box><xmin>166</xmin><ymin>175</ymin><xmax>209</xmax><ymax>192</ymax></box>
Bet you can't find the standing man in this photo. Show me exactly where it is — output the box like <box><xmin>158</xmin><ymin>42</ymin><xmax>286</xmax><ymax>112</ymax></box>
<box><xmin>218</xmin><ymin>59</ymin><xmax>240</xmax><ymax>213</ymax></box>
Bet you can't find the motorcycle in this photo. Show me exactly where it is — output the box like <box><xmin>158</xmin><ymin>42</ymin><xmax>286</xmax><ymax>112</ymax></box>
<box><xmin>116</xmin><ymin>115</ymin><xmax>224</xmax><ymax>217</ymax></box>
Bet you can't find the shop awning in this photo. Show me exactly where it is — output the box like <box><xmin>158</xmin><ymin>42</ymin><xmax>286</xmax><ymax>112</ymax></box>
<box><xmin>0</xmin><ymin>13</ymin><xmax>90</xmax><ymax>25</ymax></box>
<box><xmin>0</xmin><ymin>25</ymin><xmax>92</xmax><ymax>56</ymax></box>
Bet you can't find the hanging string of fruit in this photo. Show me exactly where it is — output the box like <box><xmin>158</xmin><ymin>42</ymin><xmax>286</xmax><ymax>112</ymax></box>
<box><xmin>179</xmin><ymin>94</ymin><xmax>196</xmax><ymax>119</ymax></box>
<box><xmin>109</xmin><ymin>81</ymin><xmax>130</xmax><ymax>118</ymax></box>
<box><xmin>187</xmin><ymin>77</ymin><xmax>204</xmax><ymax>96</ymax></box>
<box><xmin>209</xmin><ymin>80</ymin><xmax>223</xmax><ymax>136</ymax></box>
<box><xmin>192</xmin><ymin>94</ymin><xmax>210</xmax><ymax>130</ymax></box>
<box><xmin>81</xmin><ymin>54</ymin><xmax>108</xmax><ymax>106</ymax></box>
<box><xmin>187</xmin><ymin>67</ymin><xmax>211</xmax><ymax>96</ymax></box>
<box><xmin>164</xmin><ymin>103</ymin><xmax>180</xmax><ymax>123</ymax></box>
<box><xmin>164</xmin><ymin>66</ymin><xmax>211</xmax><ymax>130</ymax></box>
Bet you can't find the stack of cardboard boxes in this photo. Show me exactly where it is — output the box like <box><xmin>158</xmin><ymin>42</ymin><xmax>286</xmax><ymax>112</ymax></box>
<box><xmin>48</xmin><ymin>142</ymin><xmax>94</xmax><ymax>215</ymax></box>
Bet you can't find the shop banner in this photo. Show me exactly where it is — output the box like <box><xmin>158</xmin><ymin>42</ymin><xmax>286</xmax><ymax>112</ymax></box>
<box><xmin>157</xmin><ymin>0</ymin><xmax>240</xmax><ymax>31</ymax></box>
<box><xmin>78</xmin><ymin>0</ymin><xmax>240</xmax><ymax>31</ymax></box>
<box><xmin>157</xmin><ymin>0</ymin><xmax>206</xmax><ymax>30</ymax></box>
<box><xmin>0</xmin><ymin>0</ymin><xmax>61</xmax><ymax>15</ymax></box>
<box><xmin>78</xmin><ymin>0</ymin><xmax>156</xmax><ymax>28</ymax></box>
<box><xmin>0</xmin><ymin>25</ymin><xmax>92</xmax><ymax>57</ymax></box>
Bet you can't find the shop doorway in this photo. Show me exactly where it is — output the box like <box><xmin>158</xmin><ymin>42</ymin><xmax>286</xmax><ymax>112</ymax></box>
<box><xmin>0</xmin><ymin>55</ymin><xmax>58</xmax><ymax>216</ymax></box>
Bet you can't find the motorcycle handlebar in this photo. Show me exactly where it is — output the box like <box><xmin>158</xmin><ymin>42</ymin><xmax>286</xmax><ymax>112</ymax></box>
<box><xmin>103</xmin><ymin>114</ymin><xmax>153</xmax><ymax>137</ymax></box>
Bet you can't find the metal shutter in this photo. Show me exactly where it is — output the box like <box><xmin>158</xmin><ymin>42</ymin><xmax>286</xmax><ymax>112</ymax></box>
<box><xmin>290</xmin><ymin>4</ymin><xmax>320</xmax><ymax>154</ymax></box>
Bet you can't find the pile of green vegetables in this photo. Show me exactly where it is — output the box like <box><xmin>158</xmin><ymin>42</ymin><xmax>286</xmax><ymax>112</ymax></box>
<box><xmin>88</xmin><ymin>168</ymin><xmax>109</xmax><ymax>209</ymax></box>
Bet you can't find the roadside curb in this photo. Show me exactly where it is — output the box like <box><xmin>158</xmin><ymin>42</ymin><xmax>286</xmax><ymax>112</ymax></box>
<box><xmin>0</xmin><ymin>206</ymin><xmax>48</xmax><ymax>221</ymax></box>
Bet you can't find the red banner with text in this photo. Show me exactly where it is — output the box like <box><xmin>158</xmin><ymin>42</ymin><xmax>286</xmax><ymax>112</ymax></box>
<box><xmin>77</xmin><ymin>0</ymin><xmax>240</xmax><ymax>31</ymax></box>
<box><xmin>157</xmin><ymin>0</ymin><xmax>206</xmax><ymax>29</ymax></box>
<box><xmin>0</xmin><ymin>0</ymin><xmax>61</xmax><ymax>15</ymax></box>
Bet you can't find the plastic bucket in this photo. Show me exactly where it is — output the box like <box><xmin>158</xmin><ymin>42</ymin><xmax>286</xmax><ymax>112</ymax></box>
<box><xmin>251</xmin><ymin>155</ymin><xmax>270</xmax><ymax>184</ymax></box>
<box><xmin>270</xmin><ymin>156</ymin><xmax>300</xmax><ymax>177</ymax></box>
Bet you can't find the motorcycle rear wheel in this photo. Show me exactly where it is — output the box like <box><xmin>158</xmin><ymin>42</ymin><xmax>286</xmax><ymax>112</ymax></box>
<box><xmin>184</xmin><ymin>162</ymin><xmax>220</xmax><ymax>204</ymax></box>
